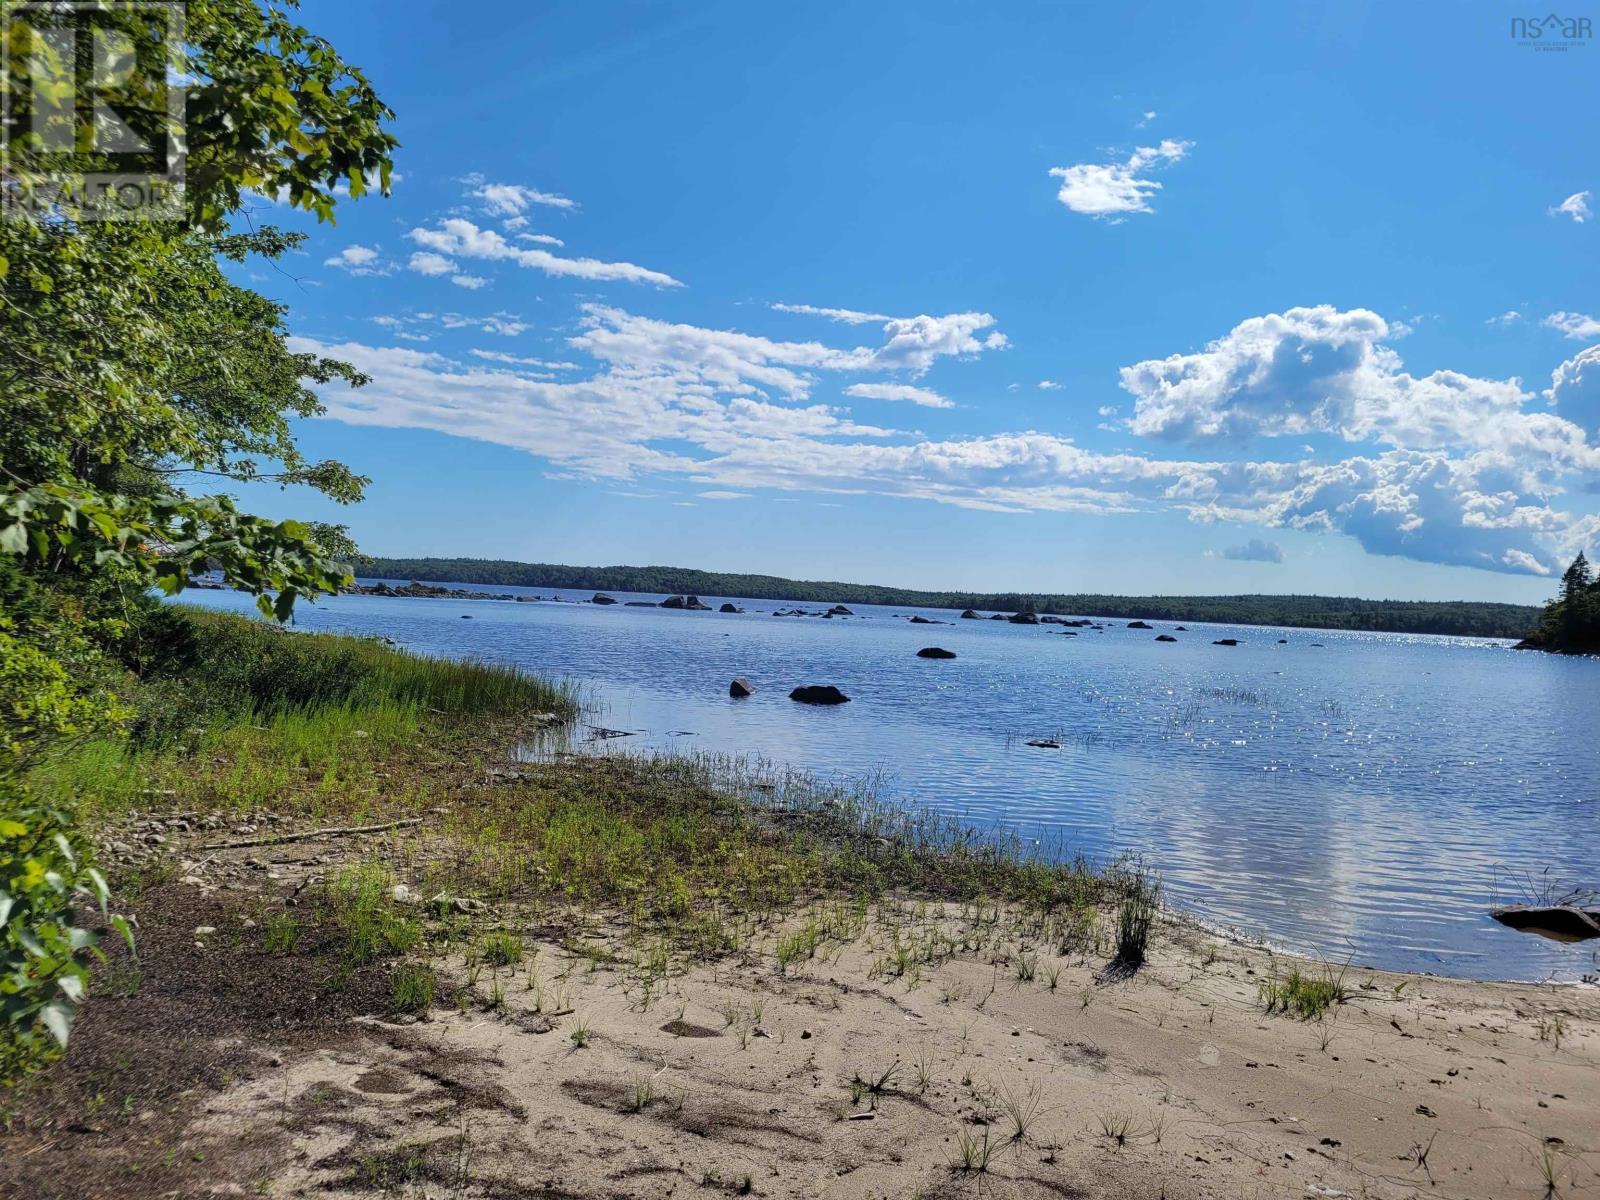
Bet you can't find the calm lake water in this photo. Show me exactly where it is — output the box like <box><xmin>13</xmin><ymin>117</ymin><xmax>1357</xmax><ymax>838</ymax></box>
<box><xmin>182</xmin><ymin>584</ymin><xmax>1600</xmax><ymax>982</ymax></box>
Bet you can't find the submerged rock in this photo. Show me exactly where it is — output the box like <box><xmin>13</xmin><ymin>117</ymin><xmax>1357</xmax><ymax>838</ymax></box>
<box><xmin>1490</xmin><ymin>905</ymin><xmax>1600</xmax><ymax>942</ymax></box>
<box><xmin>729</xmin><ymin>677</ymin><xmax>754</xmax><ymax>698</ymax></box>
<box><xmin>1213</xmin><ymin>638</ymin><xmax>1239</xmax><ymax>646</ymax></box>
<box><xmin>1155</xmin><ymin>634</ymin><xmax>1177</xmax><ymax>642</ymax></box>
<box><xmin>1025</xmin><ymin>738</ymin><xmax>1062</xmax><ymax>749</ymax></box>
<box><xmin>789</xmin><ymin>685</ymin><xmax>850</xmax><ymax>705</ymax></box>
<box><xmin>909</xmin><ymin>615</ymin><xmax>946</xmax><ymax>624</ymax></box>
<box><xmin>916</xmin><ymin>647</ymin><xmax>956</xmax><ymax>659</ymax></box>
<box><xmin>1127</xmin><ymin>620</ymin><xmax>1153</xmax><ymax>630</ymax></box>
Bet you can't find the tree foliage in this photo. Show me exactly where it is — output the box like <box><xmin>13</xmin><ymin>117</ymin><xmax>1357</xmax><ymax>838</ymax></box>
<box><xmin>1</xmin><ymin>0</ymin><xmax>396</xmax><ymax>1080</ymax></box>
<box><xmin>1524</xmin><ymin>551</ymin><xmax>1600</xmax><ymax>654</ymax></box>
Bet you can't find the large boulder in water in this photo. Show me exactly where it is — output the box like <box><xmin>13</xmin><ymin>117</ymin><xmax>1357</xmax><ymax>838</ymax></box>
<box><xmin>789</xmin><ymin>685</ymin><xmax>850</xmax><ymax>705</ymax></box>
<box><xmin>719</xmin><ymin>602</ymin><xmax>743</xmax><ymax>613</ymax></box>
<box><xmin>592</xmin><ymin>593</ymin><xmax>617</xmax><ymax>605</ymax></box>
<box><xmin>827</xmin><ymin>604</ymin><xmax>854</xmax><ymax>617</ymax></box>
<box><xmin>1490</xmin><ymin>905</ymin><xmax>1600</xmax><ymax>942</ymax></box>
<box><xmin>729</xmin><ymin>677</ymin><xmax>754</xmax><ymax>698</ymax></box>
<box><xmin>1009</xmin><ymin>611</ymin><xmax>1040</xmax><ymax>625</ymax></box>
<box><xmin>960</xmin><ymin>609</ymin><xmax>980</xmax><ymax>619</ymax></box>
<box><xmin>661</xmin><ymin>595</ymin><xmax>712</xmax><ymax>610</ymax></box>
<box><xmin>1154</xmin><ymin>634</ymin><xmax>1177</xmax><ymax>642</ymax></box>
<box><xmin>1127</xmin><ymin>620</ymin><xmax>1153</xmax><ymax>630</ymax></box>
<box><xmin>916</xmin><ymin>647</ymin><xmax>956</xmax><ymax>659</ymax></box>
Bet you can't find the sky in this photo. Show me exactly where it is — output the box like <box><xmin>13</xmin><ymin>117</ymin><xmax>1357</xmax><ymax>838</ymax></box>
<box><xmin>231</xmin><ymin>1</ymin><xmax>1598</xmax><ymax>603</ymax></box>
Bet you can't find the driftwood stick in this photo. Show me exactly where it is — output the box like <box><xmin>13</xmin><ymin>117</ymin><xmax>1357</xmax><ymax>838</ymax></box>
<box><xmin>199</xmin><ymin>817</ymin><xmax>424</xmax><ymax>851</ymax></box>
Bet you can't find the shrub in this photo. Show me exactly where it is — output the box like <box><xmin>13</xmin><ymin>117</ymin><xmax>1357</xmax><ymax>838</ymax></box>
<box><xmin>0</xmin><ymin>789</ymin><xmax>129</xmax><ymax>1084</ymax></box>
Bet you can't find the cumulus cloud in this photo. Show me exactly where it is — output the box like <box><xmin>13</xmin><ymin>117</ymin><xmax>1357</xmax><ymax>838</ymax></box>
<box><xmin>1550</xmin><ymin>191</ymin><xmax>1592</xmax><ymax>223</ymax></box>
<box><xmin>845</xmin><ymin>383</ymin><xmax>953</xmax><ymax>409</ymax></box>
<box><xmin>409</xmin><ymin>218</ymin><xmax>680</xmax><ymax>287</ymax></box>
<box><xmin>1221</xmin><ymin>538</ymin><xmax>1284</xmax><ymax>563</ymax></box>
<box><xmin>296</xmin><ymin>302</ymin><xmax>1595</xmax><ymax>580</ymax></box>
<box><xmin>407</xmin><ymin>251</ymin><xmax>456</xmax><ymax>277</ymax></box>
<box><xmin>1038</xmin><ymin>380</ymin><xmax>1062</xmax><ymax>390</ymax></box>
<box><xmin>1119</xmin><ymin>305</ymin><xmax>1600</xmax><ymax>480</ymax></box>
<box><xmin>451</xmin><ymin>275</ymin><xmax>488</xmax><ymax>290</ymax></box>
<box><xmin>1049</xmin><ymin>139</ymin><xmax>1192</xmax><ymax>219</ymax></box>
<box><xmin>324</xmin><ymin>245</ymin><xmax>390</xmax><ymax>276</ymax></box>
<box><xmin>1543</xmin><ymin>311</ymin><xmax>1600</xmax><ymax>340</ymax></box>
<box><xmin>1546</xmin><ymin>345</ymin><xmax>1600</xmax><ymax>434</ymax></box>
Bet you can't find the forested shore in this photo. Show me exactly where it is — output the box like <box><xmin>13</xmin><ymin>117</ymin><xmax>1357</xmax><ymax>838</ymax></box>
<box><xmin>360</xmin><ymin>557</ymin><xmax>1541</xmax><ymax>638</ymax></box>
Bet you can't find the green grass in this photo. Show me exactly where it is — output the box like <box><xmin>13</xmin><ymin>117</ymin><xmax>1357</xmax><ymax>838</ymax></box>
<box><xmin>1259</xmin><ymin>965</ymin><xmax>1350</xmax><ymax>1019</ymax></box>
<box><xmin>390</xmin><ymin>963</ymin><xmax>437</xmax><ymax>1013</ymax></box>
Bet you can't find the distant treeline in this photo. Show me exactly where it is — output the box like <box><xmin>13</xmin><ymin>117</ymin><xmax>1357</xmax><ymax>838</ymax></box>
<box><xmin>358</xmin><ymin>558</ymin><xmax>1541</xmax><ymax>639</ymax></box>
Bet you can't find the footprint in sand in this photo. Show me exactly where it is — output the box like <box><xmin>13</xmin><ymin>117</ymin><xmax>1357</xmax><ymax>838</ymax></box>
<box><xmin>1197</xmin><ymin>1042</ymin><xmax>1221</xmax><ymax>1067</ymax></box>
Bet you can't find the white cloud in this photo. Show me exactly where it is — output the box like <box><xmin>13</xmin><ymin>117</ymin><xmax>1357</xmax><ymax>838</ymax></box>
<box><xmin>373</xmin><ymin>311</ymin><xmax>529</xmax><ymax>340</ymax></box>
<box><xmin>1037</xmin><ymin>380</ymin><xmax>1062</xmax><ymax>390</ymax></box>
<box><xmin>451</xmin><ymin>275</ymin><xmax>489</xmax><ymax>290</ymax></box>
<box><xmin>409</xmin><ymin>218</ymin><xmax>679</xmax><ymax>287</ymax></box>
<box><xmin>1543</xmin><ymin>311</ymin><xmax>1600</xmax><ymax>340</ymax></box>
<box><xmin>1486</xmin><ymin>310</ymin><xmax>1524</xmax><ymax>326</ymax></box>
<box><xmin>1137</xmin><ymin>111</ymin><xmax>1157</xmax><ymax>127</ymax></box>
<box><xmin>1549</xmin><ymin>190</ymin><xmax>1592</xmax><ymax>223</ymax></box>
<box><xmin>1049</xmin><ymin>139</ymin><xmax>1192</xmax><ymax>219</ymax></box>
<box><xmin>324</xmin><ymin>244</ymin><xmax>390</xmax><ymax>276</ymax></box>
<box><xmin>1119</xmin><ymin>306</ymin><xmax>1600</xmax><ymax>479</ymax></box>
<box><xmin>698</xmin><ymin>490</ymin><xmax>749</xmax><ymax>500</ymax></box>
<box><xmin>771</xmin><ymin>302</ymin><xmax>894</xmax><ymax>324</ymax></box>
<box><xmin>1546</xmin><ymin>345</ymin><xmax>1600</xmax><ymax>434</ymax></box>
<box><xmin>517</xmin><ymin>232</ymin><xmax>565</xmax><ymax>247</ymax></box>
<box><xmin>1221</xmin><ymin>538</ymin><xmax>1283</xmax><ymax>563</ymax></box>
<box><xmin>845</xmin><ymin>383</ymin><xmax>954</xmax><ymax>409</ymax></box>
<box><xmin>407</xmin><ymin>251</ymin><xmax>456</xmax><ymax>277</ymax></box>
<box><xmin>1097</xmin><ymin>405</ymin><xmax>1118</xmax><ymax>417</ymax></box>
<box><xmin>471</xmin><ymin>350</ymin><xmax>581</xmax><ymax>370</ymax></box>
<box><xmin>466</xmin><ymin>178</ymin><xmax>576</xmax><ymax>215</ymax></box>
<box><xmin>295</xmin><ymin>302</ymin><xmax>1596</xmax><ymax>580</ymax></box>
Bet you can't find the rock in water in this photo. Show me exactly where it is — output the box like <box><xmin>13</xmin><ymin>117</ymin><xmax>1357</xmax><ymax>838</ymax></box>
<box><xmin>960</xmin><ymin>609</ymin><xmax>980</xmax><ymax>619</ymax></box>
<box><xmin>729</xmin><ymin>677</ymin><xmax>754</xmax><ymax>698</ymax></box>
<box><xmin>1127</xmin><ymin>620</ymin><xmax>1153</xmax><ymax>629</ymax></box>
<box><xmin>719</xmin><ymin>602</ymin><xmax>743</xmax><ymax>613</ymax></box>
<box><xmin>1025</xmin><ymin>738</ymin><xmax>1062</xmax><ymax>749</ymax></box>
<box><xmin>660</xmin><ymin>595</ymin><xmax>687</xmax><ymax>609</ymax></box>
<box><xmin>1213</xmin><ymin>638</ymin><xmax>1239</xmax><ymax>646</ymax></box>
<box><xmin>789</xmin><ymin>685</ymin><xmax>850</xmax><ymax>705</ymax></box>
<box><xmin>1155</xmin><ymin>634</ymin><xmax>1177</xmax><ymax>642</ymax></box>
<box><xmin>1490</xmin><ymin>905</ymin><xmax>1600</xmax><ymax>942</ymax></box>
<box><xmin>917</xmin><ymin>647</ymin><xmax>956</xmax><ymax>659</ymax></box>
<box><xmin>1008</xmin><ymin>611</ymin><xmax>1040</xmax><ymax>625</ymax></box>
<box><xmin>591</xmin><ymin>593</ymin><xmax>617</xmax><ymax>605</ymax></box>
<box><xmin>827</xmin><ymin>604</ymin><xmax>854</xmax><ymax>616</ymax></box>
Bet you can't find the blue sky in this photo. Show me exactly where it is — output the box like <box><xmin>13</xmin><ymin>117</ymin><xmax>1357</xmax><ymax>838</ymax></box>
<box><xmin>233</xmin><ymin>1</ymin><xmax>1598</xmax><ymax>602</ymax></box>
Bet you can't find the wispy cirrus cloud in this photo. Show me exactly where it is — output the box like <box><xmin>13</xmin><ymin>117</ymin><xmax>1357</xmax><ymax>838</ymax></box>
<box><xmin>1549</xmin><ymin>190</ymin><xmax>1592</xmax><ymax>223</ymax></box>
<box><xmin>845</xmin><ymin>383</ymin><xmax>953</xmax><ymax>409</ymax></box>
<box><xmin>1049</xmin><ymin>138</ymin><xmax>1193</xmax><ymax>219</ymax></box>
<box><xmin>408</xmin><ymin>218</ymin><xmax>680</xmax><ymax>287</ymax></box>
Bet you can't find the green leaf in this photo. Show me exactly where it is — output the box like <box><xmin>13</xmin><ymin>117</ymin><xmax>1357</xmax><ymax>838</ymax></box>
<box><xmin>40</xmin><ymin>999</ymin><xmax>76</xmax><ymax>1049</ymax></box>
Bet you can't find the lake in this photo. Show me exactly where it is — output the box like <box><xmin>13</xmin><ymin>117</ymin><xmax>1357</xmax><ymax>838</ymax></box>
<box><xmin>181</xmin><ymin>583</ymin><xmax>1600</xmax><ymax>983</ymax></box>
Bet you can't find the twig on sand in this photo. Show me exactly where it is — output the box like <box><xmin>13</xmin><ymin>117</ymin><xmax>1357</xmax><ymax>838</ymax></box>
<box><xmin>198</xmin><ymin>818</ymin><xmax>424</xmax><ymax>851</ymax></box>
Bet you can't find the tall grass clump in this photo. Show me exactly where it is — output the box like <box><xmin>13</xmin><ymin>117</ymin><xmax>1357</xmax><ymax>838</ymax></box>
<box><xmin>1111</xmin><ymin>867</ymin><xmax>1159</xmax><ymax>968</ymax></box>
<box><xmin>128</xmin><ymin>606</ymin><xmax>573</xmax><ymax>745</ymax></box>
